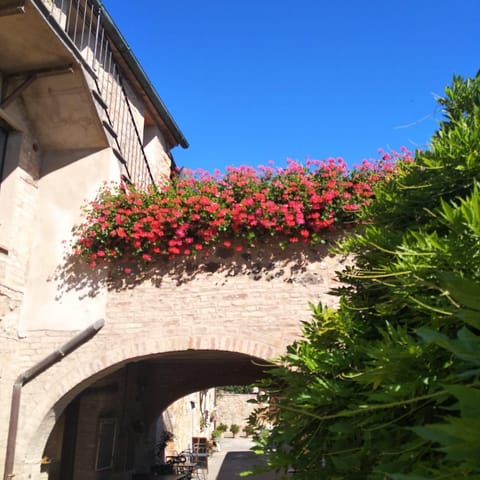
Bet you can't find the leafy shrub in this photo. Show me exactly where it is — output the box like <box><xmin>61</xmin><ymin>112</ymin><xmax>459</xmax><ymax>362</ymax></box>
<box><xmin>229</xmin><ymin>424</ymin><xmax>240</xmax><ymax>435</ymax></box>
<box><xmin>216</xmin><ymin>423</ymin><xmax>228</xmax><ymax>433</ymax></box>
<box><xmin>249</xmin><ymin>73</ymin><xmax>480</xmax><ymax>479</ymax></box>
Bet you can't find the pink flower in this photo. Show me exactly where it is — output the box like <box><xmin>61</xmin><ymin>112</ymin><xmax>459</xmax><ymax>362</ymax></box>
<box><xmin>124</xmin><ymin>267</ymin><xmax>132</xmax><ymax>274</ymax></box>
<box><xmin>344</xmin><ymin>204</ymin><xmax>359</xmax><ymax>211</ymax></box>
<box><xmin>72</xmin><ymin>154</ymin><xmax>395</xmax><ymax>271</ymax></box>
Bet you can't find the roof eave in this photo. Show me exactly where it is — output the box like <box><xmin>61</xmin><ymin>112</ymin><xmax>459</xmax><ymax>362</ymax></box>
<box><xmin>92</xmin><ymin>0</ymin><xmax>189</xmax><ymax>149</ymax></box>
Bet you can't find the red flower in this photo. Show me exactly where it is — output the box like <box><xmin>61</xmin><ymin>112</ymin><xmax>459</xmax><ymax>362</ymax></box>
<box><xmin>344</xmin><ymin>204</ymin><xmax>359</xmax><ymax>211</ymax></box>
<box><xmin>72</xmin><ymin>154</ymin><xmax>395</xmax><ymax>270</ymax></box>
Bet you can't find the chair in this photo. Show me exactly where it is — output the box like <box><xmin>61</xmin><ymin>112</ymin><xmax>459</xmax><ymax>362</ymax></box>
<box><xmin>174</xmin><ymin>449</ymin><xmax>205</xmax><ymax>480</ymax></box>
<box><xmin>191</xmin><ymin>438</ymin><xmax>209</xmax><ymax>472</ymax></box>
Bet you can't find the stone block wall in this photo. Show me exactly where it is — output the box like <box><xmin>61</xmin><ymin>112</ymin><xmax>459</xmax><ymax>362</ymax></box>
<box><xmin>215</xmin><ymin>393</ymin><xmax>257</xmax><ymax>435</ymax></box>
<box><xmin>0</xmin><ymin>66</ymin><xmax>171</xmax><ymax>480</ymax></box>
<box><xmin>0</xmin><ymin>101</ymin><xmax>42</xmax><ymax>335</ymax></box>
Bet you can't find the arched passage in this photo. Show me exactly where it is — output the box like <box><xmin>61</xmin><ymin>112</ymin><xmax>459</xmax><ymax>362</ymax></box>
<box><xmin>11</xmin><ymin>243</ymin><xmax>347</xmax><ymax>480</ymax></box>
<box><xmin>21</xmin><ymin>336</ymin><xmax>276</xmax><ymax>480</ymax></box>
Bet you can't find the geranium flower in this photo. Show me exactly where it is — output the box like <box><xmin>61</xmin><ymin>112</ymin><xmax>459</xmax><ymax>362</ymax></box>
<box><xmin>71</xmin><ymin>151</ymin><xmax>410</xmax><ymax>269</ymax></box>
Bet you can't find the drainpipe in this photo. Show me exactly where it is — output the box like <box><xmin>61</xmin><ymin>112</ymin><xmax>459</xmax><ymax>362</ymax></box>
<box><xmin>3</xmin><ymin>318</ymin><xmax>105</xmax><ymax>480</ymax></box>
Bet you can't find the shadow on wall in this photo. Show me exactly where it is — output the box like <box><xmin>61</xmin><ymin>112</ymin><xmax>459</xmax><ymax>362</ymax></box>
<box><xmin>52</xmin><ymin>234</ymin><xmax>349</xmax><ymax>298</ymax></box>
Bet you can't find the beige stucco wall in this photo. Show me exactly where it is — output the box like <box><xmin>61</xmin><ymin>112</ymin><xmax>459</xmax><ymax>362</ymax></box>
<box><xmin>144</xmin><ymin>124</ymin><xmax>172</xmax><ymax>185</ymax></box>
<box><xmin>18</xmin><ymin>147</ymin><xmax>119</xmax><ymax>333</ymax></box>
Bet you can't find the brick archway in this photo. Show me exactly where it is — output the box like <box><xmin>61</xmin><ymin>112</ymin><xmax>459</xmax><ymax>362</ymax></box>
<box><xmin>12</xmin><ymin>243</ymin><xmax>348</xmax><ymax>479</ymax></box>
<box><xmin>19</xmin><ymin>333</ymin><xmax>280</xmax><ymax>479</ymax></box>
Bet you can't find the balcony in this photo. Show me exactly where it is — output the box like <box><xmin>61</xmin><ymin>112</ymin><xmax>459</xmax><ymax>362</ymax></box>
<box><xmin>0</xmin><ymin>0</ymin><xmax>179</xmax><ymax>187</ymax></box>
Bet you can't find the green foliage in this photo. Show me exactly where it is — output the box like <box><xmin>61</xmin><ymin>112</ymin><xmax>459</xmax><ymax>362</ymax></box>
<box><xmin>230</xmin><ymin>424</ymin><xmax>240</xmax><ymax>435</ymax></box>
<box><xmin>249</xmin><ymin>73</ymin><xmax>480</xmax><ymax>479</ymax></box>
<box><xmin>219</xmin><ymin>385</ymin><xmax>253</xmax><ymax>394</ymax></box>
<box><xmin>216</xmin><ymin>423</ymin><xmax>228</xmax><ymax>433</ymax></box>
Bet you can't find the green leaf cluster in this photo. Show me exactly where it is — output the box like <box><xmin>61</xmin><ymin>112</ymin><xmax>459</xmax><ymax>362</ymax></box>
<box><xmin>249</xmin><ymin>73</ymin><xmax>480</xmax><ymax>479</ymax></box>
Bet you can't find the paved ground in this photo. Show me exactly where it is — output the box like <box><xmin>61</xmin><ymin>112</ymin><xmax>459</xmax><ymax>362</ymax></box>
<box><xmin>206</xmin><ymin>437</ymin><xmax>276</xmax><ymax>480</ymax></box>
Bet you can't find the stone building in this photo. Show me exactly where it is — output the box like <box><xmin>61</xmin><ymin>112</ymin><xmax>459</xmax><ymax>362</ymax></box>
<box><xmin>0</xmin><ymin>1</ymin><xmax>193</xmax><ymax>478</ymax></box>
<box><xmin>0</xmin><ymin>1</ymin><xmax>346</xmax><ymax>479</ymax></box>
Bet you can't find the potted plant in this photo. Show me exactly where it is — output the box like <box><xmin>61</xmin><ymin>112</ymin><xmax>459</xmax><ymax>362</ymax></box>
<box><xmin>243</xmin><ymin>425</ymin><xmax>255</xmax><ymax>437</ymax></box>
<box><xmin>157</xmin><ymin>430</ymin><xmax>174</xmax><ymax>450</ymax></box>
<box><xmin>216</xmin><ymin>423</ymin><xmax>228</xmax><ymax>437</ymax></box>
<box><xmin>229</xmin><ymin>424</ymin><xmax>240</xmax><ymax>438</ymax></box>
<box><xmin>210</xmin><ymin>430</ymin><xmax>222</xmax><ymax>453</ymax></box>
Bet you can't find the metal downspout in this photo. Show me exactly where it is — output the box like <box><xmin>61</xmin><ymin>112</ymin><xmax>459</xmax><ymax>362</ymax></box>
<box><xmin>3</xmin><ymin>318</ymin><xmax>105</xmax><ymax>480</ymax></box>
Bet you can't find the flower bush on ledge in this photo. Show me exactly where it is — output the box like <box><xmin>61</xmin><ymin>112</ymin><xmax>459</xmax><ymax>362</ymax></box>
<box><xmin>72</xmin><ymin>153</ymin><xmax>412</xmax><ymax>271</ymax></box>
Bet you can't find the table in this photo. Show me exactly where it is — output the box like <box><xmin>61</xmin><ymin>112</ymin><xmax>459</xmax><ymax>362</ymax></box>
<box><xmin>132</xmin><ymin>474</ymin><xmax>188</xmax><ymax>480</ymax></box>
<box><xmin>156</xmin><ymin>475</ymin><xmax>189</xmax><ymax>480</ymax></box>
<box><xmin>171</xmin><ymin>461</ymin><xmax>200</xmax><ymax>477</ymax></box>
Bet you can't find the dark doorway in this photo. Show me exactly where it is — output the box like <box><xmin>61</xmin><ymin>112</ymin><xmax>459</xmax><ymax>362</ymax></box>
<box><xmin>0</xmin><ymin>125</ymin><xmax>8</xmax><ymax>188</ymax></box>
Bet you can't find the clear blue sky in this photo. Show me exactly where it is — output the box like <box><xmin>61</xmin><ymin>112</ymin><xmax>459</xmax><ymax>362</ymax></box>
<box><xmin>101</xmin><ymin>0</ymin><xmax>479</xmax><ymax>173</ymax></box>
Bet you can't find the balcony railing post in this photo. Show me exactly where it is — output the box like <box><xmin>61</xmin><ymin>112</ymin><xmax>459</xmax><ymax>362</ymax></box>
<box><xmin>72</xmin><ymin>0</ymin><xmax>80</xmax><ymax>44</ymax></box>
<box><xmin>92</xmin><ymin>6</ymin><xmax>101</xmax><ymax>71</ymax></box>
<box><xmin>79</xmin><ymin>0</ymin><xmax>87</xmax><ymax>49</ymax></box>
<box><xmin>66</xmin><ymin>0</ymin><xmax>73</xmax><ymax>35</ymax></box>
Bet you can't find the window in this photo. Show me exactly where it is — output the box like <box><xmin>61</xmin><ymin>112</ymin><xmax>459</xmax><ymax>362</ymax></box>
<box><xmin>0</xmin><ymin>126</ymin><xmax>7</xmax><ymax>187</ymax></box>
<box><xmin>0</xmin><ymin>122</ymin><xmax>17</xmax><ymax>251</ymax></box>
<box><xmin>95</xmin><ymin>418</ymin><xmax>117</xmax><ymax>471</ymax></box>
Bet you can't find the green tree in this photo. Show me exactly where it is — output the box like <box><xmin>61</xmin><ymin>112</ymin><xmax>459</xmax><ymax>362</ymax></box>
<box><xmin>250</xmin><ymin>73</ymin><xmax>480</xmax><ymax>479</ymax></box>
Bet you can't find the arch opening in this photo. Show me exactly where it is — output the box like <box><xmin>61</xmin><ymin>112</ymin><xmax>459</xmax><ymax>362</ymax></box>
<box><xmin>37</xmin><ymin>349</ymin><xmax>271</xmax><ymax>480</ymax></box>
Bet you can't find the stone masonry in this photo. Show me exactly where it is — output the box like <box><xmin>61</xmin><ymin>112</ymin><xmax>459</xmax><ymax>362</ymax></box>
<box><xmin>1</xmin><ymin>238</ymin><xmax>349</xmax><ymax>478</ymax></box>
<box><xmin>0</xmin><ymin>2</ymin><xmax>349</xmax><ymax>478</ymax></box>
